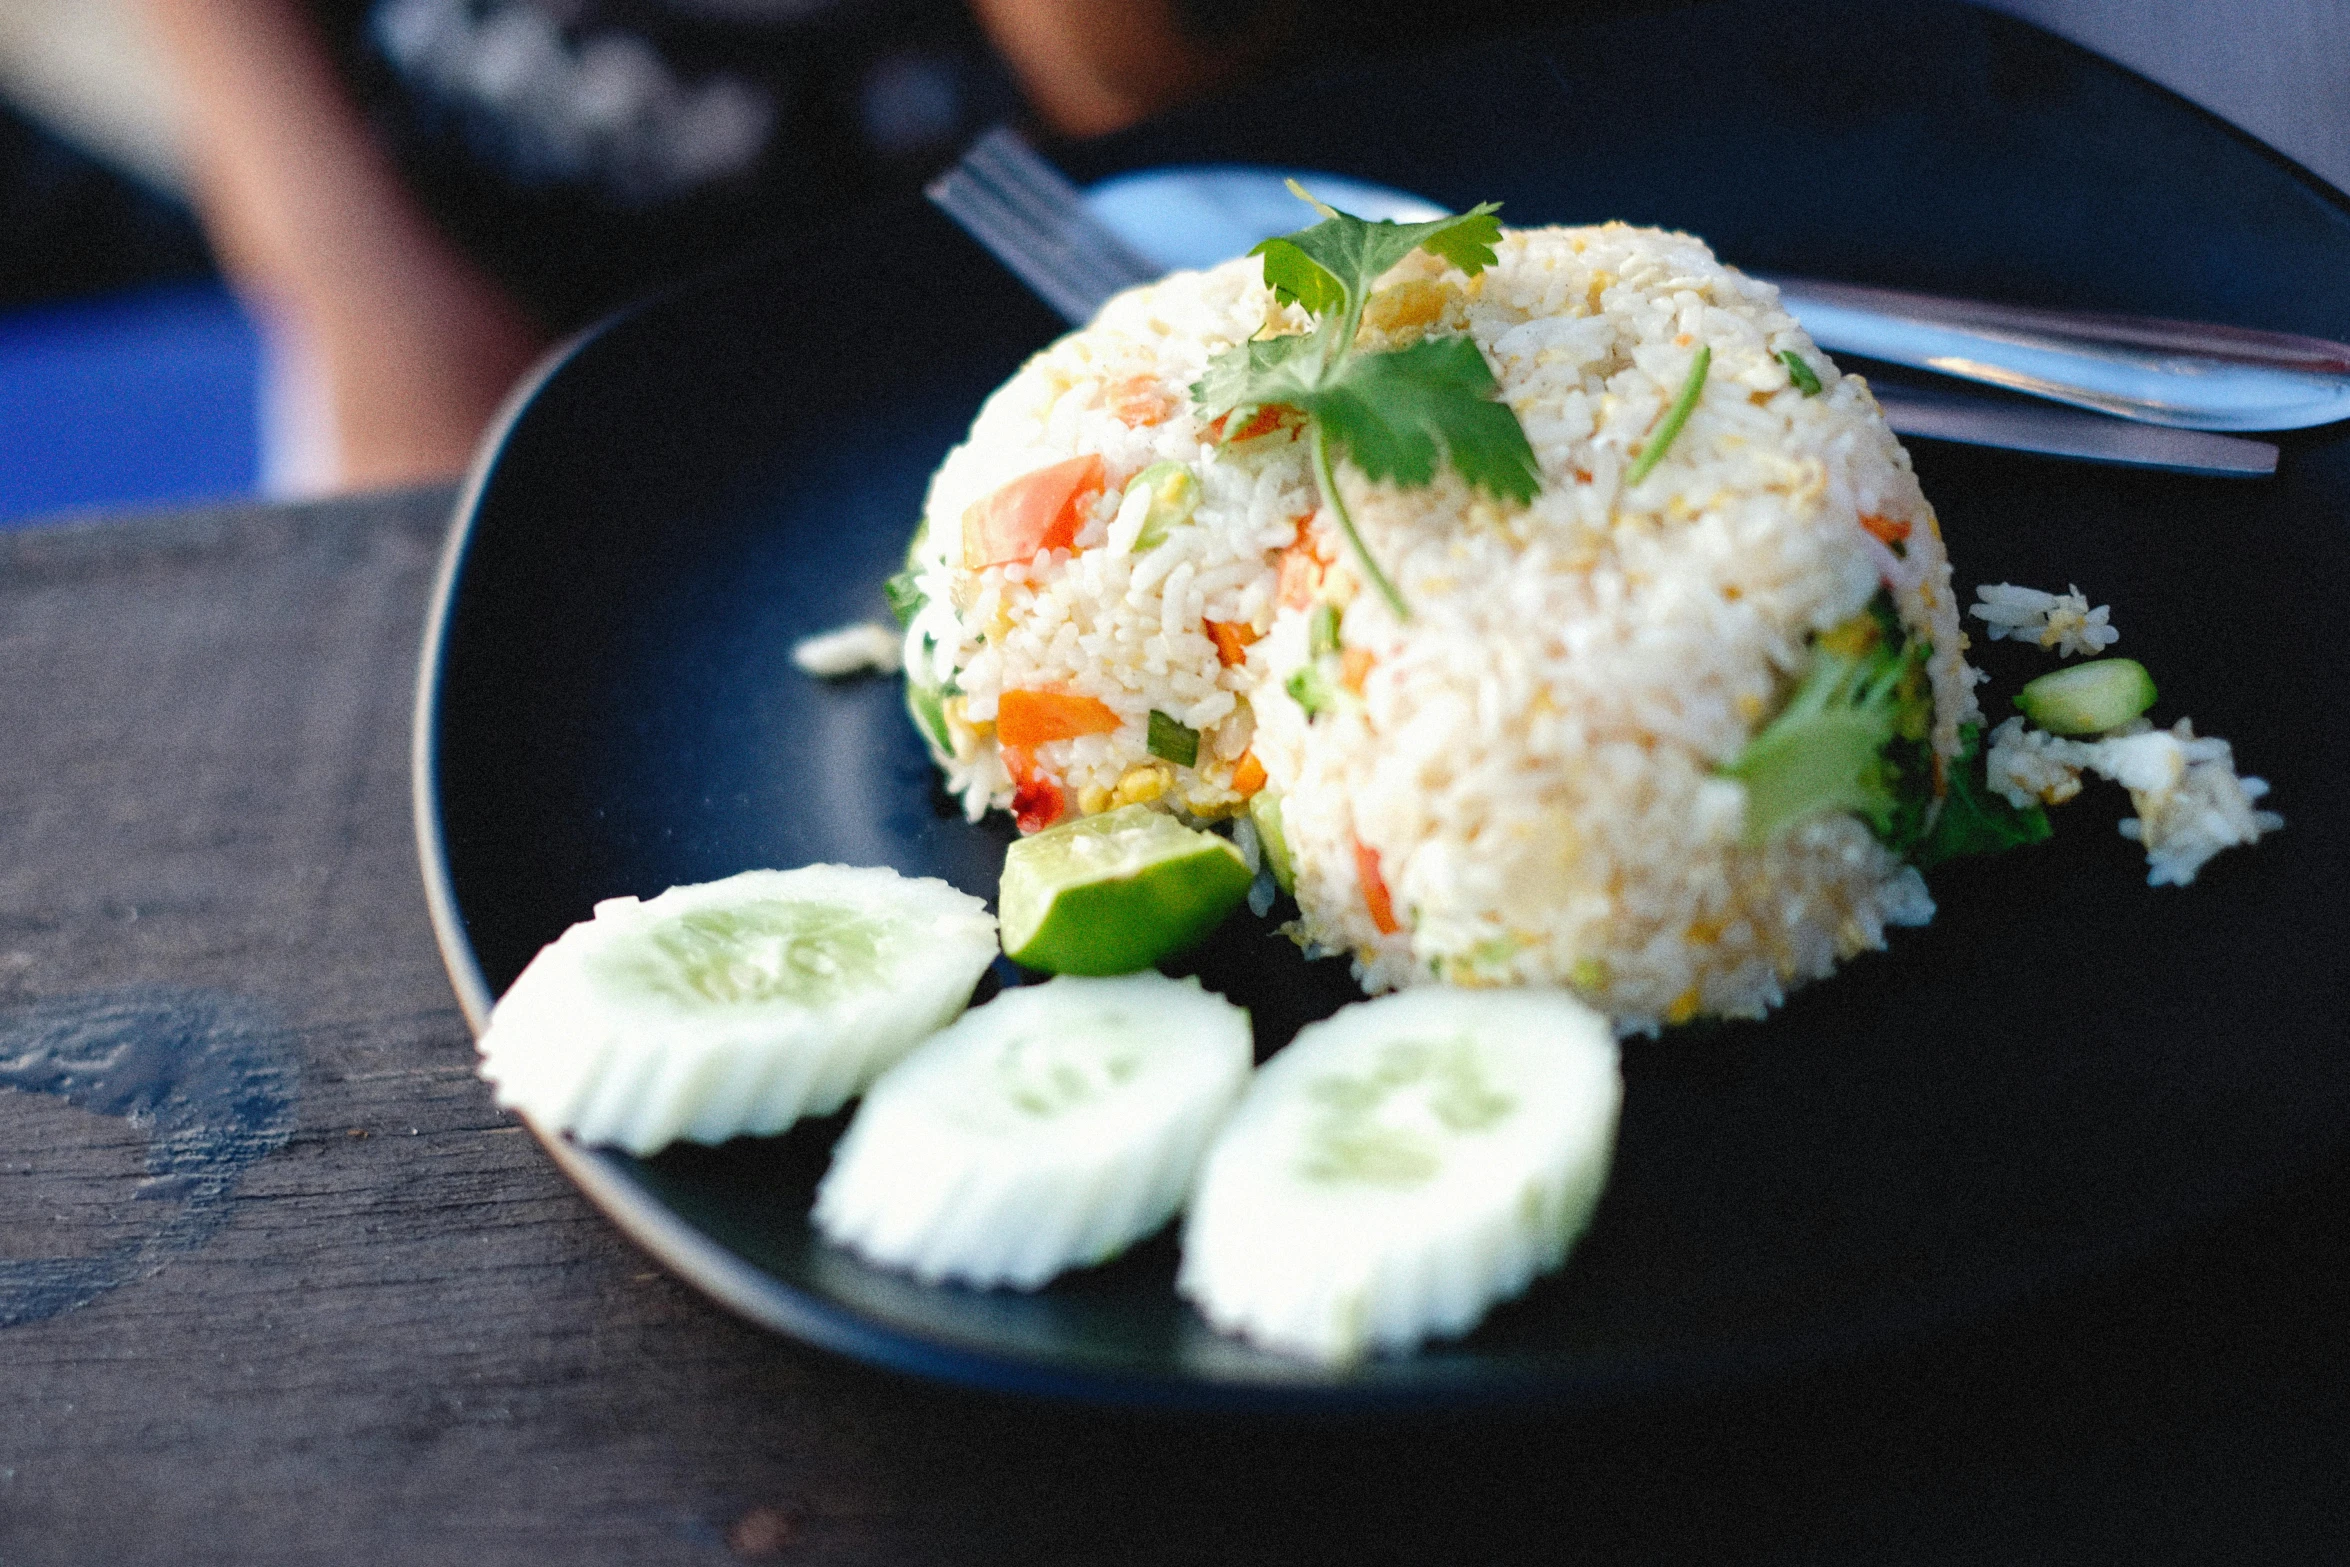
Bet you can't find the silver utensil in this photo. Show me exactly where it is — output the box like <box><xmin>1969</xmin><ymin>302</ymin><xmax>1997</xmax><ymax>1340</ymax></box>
<box><xmin>1867</xmin><ymin>385</ymin><xmax>2275</xmax><ymax>476</ymax></box>
<box><xmin>1763</xmin><ymin>277</ymin><xmax>2350</xmax><ymax>433</ymax></box>
<box><xmin>927</xmin><ymin>127</ymin><xmax>1165</xmax><ymax>327</ymax></box>
<box><xmin>928</xmin><ymin>128</ymin><xmax>2282</xmax><ymax>476</ymax></box>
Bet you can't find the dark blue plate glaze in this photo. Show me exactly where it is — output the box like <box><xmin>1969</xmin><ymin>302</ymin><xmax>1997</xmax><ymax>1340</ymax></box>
<box><xmin>416</xmin><ymin>0</ymin><xmax>2350</xmax><ymax>1408</ymax></box>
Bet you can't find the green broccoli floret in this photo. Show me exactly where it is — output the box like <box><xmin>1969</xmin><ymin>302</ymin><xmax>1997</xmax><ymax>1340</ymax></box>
<box><xmin>1723</xmin><ymin>600</ymin><xmax>1928</xmax><ymax>847</ymax></box>
<box><xmin>1722</xmin><ymin>595</ymin><xmax>2048</xmax><ymax>867</ymax></box>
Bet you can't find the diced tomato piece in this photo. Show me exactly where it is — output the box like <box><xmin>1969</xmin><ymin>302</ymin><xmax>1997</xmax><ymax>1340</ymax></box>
<box><xmin>1354</xmin><ymin>837</ymin><xmax>1400</xmax><ymax>935</ymax></box>
<box><xmin>1229</xmin><ymin>751</ymin><xmax>1267</xmax><ymax>797</ymax></box>
<box><xmin>1859</xmin><ymin>512</ymin><xmax>1912</xmax><ymax>545</ymax></box>
<box><xmin>996</xmin><ymin>688</ymin><xmax>1123</xmax><ymax>749</ymax></box>
<box><xmin>962</xmin><ymin>454</ymin><xmax>1105</xmax><ymax>568</ymax></box>
<box><xmin>1229</xmin><ymin>405</ymin><xmax>1291</xmax><ymax>442</ymax></box>
<box><xmin>1205</xmin><ymin>619</ymin><xmax>1260</xmax><ymax>666</ymax></box>
<box><xmin>1011</xmin><ymin>773</ymin><xmax>1066</xmax><ymax>833</ymax></box>
<box><xmin>1203</xmin><ymin>405</ymin><xmax>1294</xmax><ymax>445</ymax></box>
<box><xmin>1001</xmin><ymin>745</ymin><xmax>1067</xmax><ymax>833</ymax></box>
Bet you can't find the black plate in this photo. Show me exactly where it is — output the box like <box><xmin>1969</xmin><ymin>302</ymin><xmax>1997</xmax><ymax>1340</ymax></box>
<box><xmin>416</xmin><ymin>0</ymin><xmax>2350</xmax><ymax>1408</ymax></box>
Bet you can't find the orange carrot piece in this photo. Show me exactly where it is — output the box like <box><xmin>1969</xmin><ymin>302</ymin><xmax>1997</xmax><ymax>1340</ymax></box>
<box><xmin>1859</xmin><ymin>512</ymin><xmax>1912</xmax><ymax>545</ymax></box>
<box><xmin>1354</xmin><ymin>837</ymin><xmax>1400</xmax><ymax>935</ymax></box>
<box><xmin>996</xmin><ymin>688</ymin><xmax>1123</xmax><ymax>749</ymax></box>
<box><xmin>962</xmin><ymin>454</ymin><xmax>1105</xmax><ymax>568</ymax></box>
<box><xmin>1205</xmin><ymin>619</ymin><xmax>1260</xmax><ymax>666</ymax></box>
<box><xmin>1276</xmin><ymin>545</ymin><xmax>1323</xmax><ymax>610</ymax></box>
<box><xmin>1106</xmin><ymin>376</ymin><xmax>1175</xmax><ymax>427</ymax></box>
<box><xmin>1339</xmin><ymin>647</ymin><xmax>1375</xmax><ymax>694</ymax></box>
<box><xmin>1229</xmin><ymin>751</ymin><xmax>1267</xmax><ymax>797</ymax></box>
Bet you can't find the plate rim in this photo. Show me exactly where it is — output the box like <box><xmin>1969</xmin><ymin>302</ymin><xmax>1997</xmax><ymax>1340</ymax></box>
<box><xmin>410</xmin><ymin>1</ymin><xmax>2350</xmax><ymax>1410</ymax></box>
<box><xmin>405</xmin><ymin>239</ymin><xmax>2342</xmax><ymax>1413</ymax></box>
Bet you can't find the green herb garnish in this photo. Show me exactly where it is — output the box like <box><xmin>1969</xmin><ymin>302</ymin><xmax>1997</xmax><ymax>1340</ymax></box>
<box><xmin>883</xmin><ymin>569</ymin><xmax>927</xmax><ymax>628</ymax></box>
<box><xmin>1725</xmin><ymin>597</ymin><xmax>2054</xmax><ymax>868</ymax></box>
<box><xmin>1193</xmin><ymin>186</ymin><xmax>1541</xmax><ymax>621</ymax></box>
<box><xmin>1146</xmin><ymin>709</ymin><xmax>1201</xmax><ymax>768</ymax></box>
<box><xmin>1910</xmin><ymin>724</ymin><xmax>2053</xmax><ymax>868</ymax></box>
<box><xmin>1779</xmin><ymin>349</ymin><xmax>1822</xmax><ymax>396</ymax></box>
<box><xmin>1624</xmin><ymin>344</ymin><xmax>1710</xmax><ymax>487</ymax></box>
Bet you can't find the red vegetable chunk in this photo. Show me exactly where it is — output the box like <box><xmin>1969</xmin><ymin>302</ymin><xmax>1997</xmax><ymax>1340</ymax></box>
<box><xmin>962</xmin><ymin>454</ymin><xmax>1105</xmax><ymax>568</ymax></box>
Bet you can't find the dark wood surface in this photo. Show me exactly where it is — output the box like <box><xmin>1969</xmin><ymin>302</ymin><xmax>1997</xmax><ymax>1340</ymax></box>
<box><xmin>3</xmin><ymin>490</ymin><xmax>2347</xmax><ymax>1565</ymax></box>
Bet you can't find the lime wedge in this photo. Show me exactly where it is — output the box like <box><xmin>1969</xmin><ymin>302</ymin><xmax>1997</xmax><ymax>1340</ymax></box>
<box><xmin>1000</xmin><ymin>805</ymin><xmax>1253</xmax><ymax>974</ymax></box>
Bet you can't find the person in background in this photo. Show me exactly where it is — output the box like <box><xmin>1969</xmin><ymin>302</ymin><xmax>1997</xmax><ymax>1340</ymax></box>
<box><xmin>135</xmin><ymin>0</ymin><xmax>1302</xmax><ymax>492</ymax></box>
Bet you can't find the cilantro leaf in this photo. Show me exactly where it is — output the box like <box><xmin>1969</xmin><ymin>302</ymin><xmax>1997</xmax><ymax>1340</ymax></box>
<box><xmin>883</xmin><ymin>569</ymin><xmax>927</xmax><ymax>628</ymax></box>
<box><xmin>1911</xmin><ymin>723</ymin><xmax>2054</xmax><ymax>869</ymax></box>
<box><xmin>1191</xmin><ymin>192</ymin><xmax>1536</xmax><ymax>620</ymax></box>
<box><xmin>1303</xmin><ymin>336</ymin><xmax>1541</xmax><ymax>503</ymax></box>
<box><xmin>1252</xmin><ymin>238</ymin><xmax>1353</xmax><ymax>320</ymax></box>
<box><xmin>1250</xmin><ymin>188</ymin><xmax>1504</xmax><ymax>326</ymax></box>
<box><xmin>1192</xmin><ymin>322</ymin><xmax>1328</xmax><ymax>423</ymax></box>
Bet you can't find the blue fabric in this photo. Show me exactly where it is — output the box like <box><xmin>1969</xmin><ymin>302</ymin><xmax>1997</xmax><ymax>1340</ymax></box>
<box><xmin>0</xmin><ymin>282</ymin><xmax>261</xmax><ymax>528</ymax></box>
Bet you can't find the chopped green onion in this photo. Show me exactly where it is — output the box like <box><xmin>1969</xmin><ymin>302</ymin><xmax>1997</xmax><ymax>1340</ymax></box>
<box><xmin>1147</xmin><ymin>709</ymin><xmax>1201</xmax><ymax>767</ymax></box>
<box><xmin>1247</xmin><ymin>789</ymin><xmax>1296</xmax><ymax>894</ymax></box>
<box><xmin>1123</xmin><ymin>461</ymin><xmax>1200</xmax><ymax>551</ymax></box>
<box><xmin>1308</xmin><ymin>601</ymin><xmax>1342</xmax><ymax>658</ymax></box>
<box><xmin>1286</xmin><ymin>663</ymin><xmax>1338</xmax><ymax>718</ymax></box>
<box><xmin>905</xmin><ymin>681</ymin><xmax>951</xmax><ymax>756</ymax></box>
<box><xmin>883</xmin><ymin>570</ymin><xmax>927</xmax><ymax>628</ymax></box>
<box><xmin>2016</xmin><ymin>658</ymin><xmax>2158</xmax><ymax>736</ymax></box>
<box><xmin>1779</xmin><ymin>350</ymin><xmax>1822</xmax><ymax>396</ymax></box>
<box><xmin>1625</xmin><ymin>343</ymin><xmax>1710</xmax><ymax>487</ymax></box>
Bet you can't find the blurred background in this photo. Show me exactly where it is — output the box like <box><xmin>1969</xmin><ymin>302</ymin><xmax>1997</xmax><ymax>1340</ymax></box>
<box><xmin>0</xmin><ymin>0</ymin><xmax>2343</xmax><ymax>529</ymax></box>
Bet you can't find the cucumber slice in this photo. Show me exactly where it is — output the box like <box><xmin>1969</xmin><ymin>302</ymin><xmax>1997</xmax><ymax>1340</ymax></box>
<box><xmin>1000</xmin><ymin>805</ymin><xmax>1252</xmax><ymax>975</ymax></box>
<box><xmin>1179</xmin><ymin>987</ymin><xmax>1620</xmax><ymax>1365</ymax></box>
<box><xmin>2016</xmin><ymin>658</ymin><xmax>2157</xmax><ymax>736</ymax></box>
<box><xmin>477</xmin><ymin>866</ymin><xmax>997</xmax><ymax>1155</ymax></box>
<box><xmin>813</xmin><ymin>973</ymin><xmax>1253</xmax><ymax>1288</ymax></box>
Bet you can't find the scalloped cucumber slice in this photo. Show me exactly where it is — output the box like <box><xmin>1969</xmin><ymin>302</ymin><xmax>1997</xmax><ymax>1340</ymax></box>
<box><xmin>1179</xmin><ymin>987</ymin><xmax>1620</xmax><ymax>1365</ymax></box>
<box><xmin>813</xmin><ymin>973</ymin><xmax>1253</xmax><ymax>1288</ymax></box>
<box><xmin>476</xmin><ymin>866</ymin><xmax>997</xmax><ymax>1154</ymax></box>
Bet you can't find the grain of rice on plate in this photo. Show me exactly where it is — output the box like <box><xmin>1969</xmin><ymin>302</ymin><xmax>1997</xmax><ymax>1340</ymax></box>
<box><xmin>900</xmin><ymin>222</ymin><xmax>1976</xmax><ymax>1031</ymax></box>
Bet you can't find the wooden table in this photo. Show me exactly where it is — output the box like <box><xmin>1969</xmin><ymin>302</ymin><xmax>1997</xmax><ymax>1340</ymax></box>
<box><xmin>3</xmin><ymin>479</ymin><xmax>2347</xmax><ymax>1563</ymax></box>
